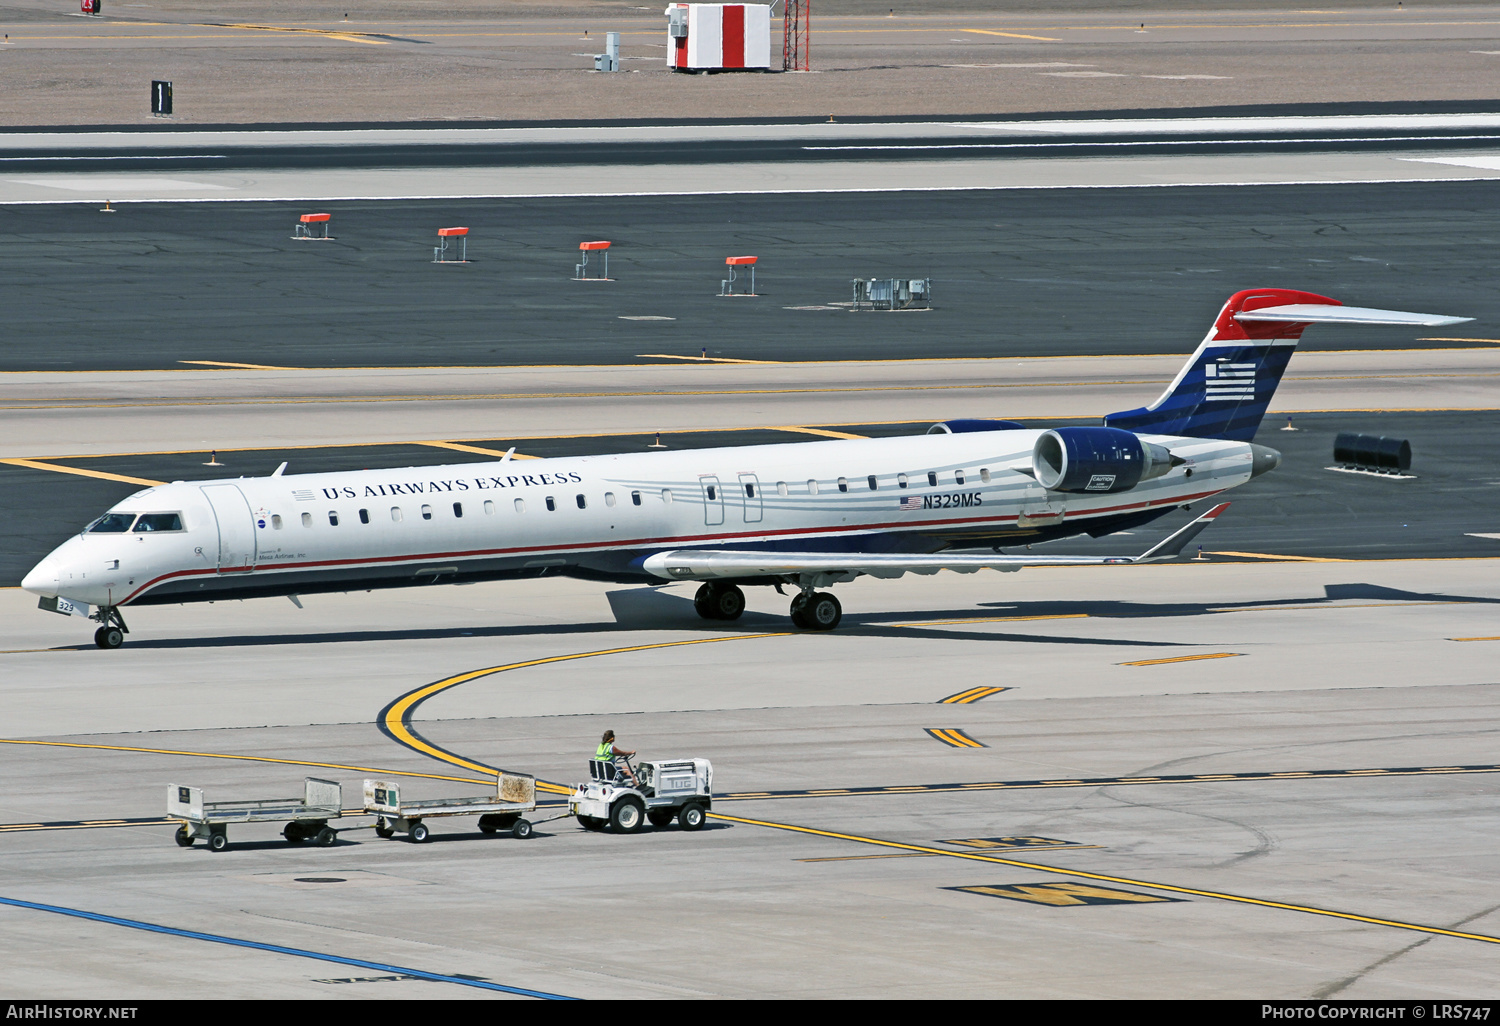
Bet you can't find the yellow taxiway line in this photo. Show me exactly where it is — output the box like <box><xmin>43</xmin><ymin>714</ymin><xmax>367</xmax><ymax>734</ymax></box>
<box><xmin>712</xmin><ymin>811</ymin><xmax>1500</xmax><ymax>946</ymax></box>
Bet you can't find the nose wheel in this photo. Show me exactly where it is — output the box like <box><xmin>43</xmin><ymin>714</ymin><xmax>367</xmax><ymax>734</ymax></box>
<box><xmin>790</xmin><ymin>591</ymin><xmax>841</xmax><ymax>631</ymax></box>
<box><xmin>89</xmin><ymin>606</ymin><xmax>129</xmax><ymax>649</ymax></box>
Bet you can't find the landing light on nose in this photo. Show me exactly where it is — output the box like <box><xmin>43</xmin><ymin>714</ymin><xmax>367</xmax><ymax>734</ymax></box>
<box><xmin>1249</xmin><ymin>444</ymin><xmax>1282</xmax><ymax>479</ymax></box>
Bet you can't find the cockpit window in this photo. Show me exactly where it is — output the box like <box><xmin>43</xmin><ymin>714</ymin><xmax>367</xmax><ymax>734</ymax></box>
<box><xmin>87</xmin><ymin>513</ymin><xmax>136</xmax><ymax>533</ymax></box>
<box><xmin>132</xmin><ymin>513</ymin><xmax>183</xmax><ymax>533</ymax></box>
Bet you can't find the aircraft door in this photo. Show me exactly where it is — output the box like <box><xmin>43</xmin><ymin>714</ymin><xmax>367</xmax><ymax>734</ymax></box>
<box><xmin>1017</xmin><ymin>479</ymin><xmax>1065</xmax><ymax>531</ymax></box>
<box><xmin>200</xmin><ymin>484</ymin><xmax>257</xmax><ymax>572</ymax></box>
<box><xmin>738</xmin><ymin>473</ymin><xmax>763</xmax><ymax>523</ymax></box>
<box><xmin>699</xmin><ymin>475</ymin><xmax>725</xmax><ymax>526</ymax></box>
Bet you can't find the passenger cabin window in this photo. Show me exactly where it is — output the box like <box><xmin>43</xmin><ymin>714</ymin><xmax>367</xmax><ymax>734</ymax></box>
<box><xmin>662</xmin><ymin>489</ymin><xmax>673</xmax><ymax>503</ymax></box>
<box><xmin>453</xmin><ymin>502</ymin><xmax>463</xmax><ymax>518</ymax></box>
<box><xmin>777</xmin><ymin>481</ymin><xmax>788</xmax><ymax>497</ymax></box>
<box><xmin>956</xmin><ymin>471</ymin><xmax>966</xmax><ymax>485</ymax></box>
<box><xmin>898</xmin><ymin>473</ymin><xmax>908</xmax><ymax>489</ymax></box>
<box><xmin>87</xmin><ymin>513</ymin><xmax>135</xmax><ymax>533</ymax></box>
<box><xmin>328</xmin><ymin>511</ymin><xmax>339</xmax><ymax>526</ymax></box>
<box><xmin>705</xmin><ymin>484</ymin><xmax>717</xmax><ymax>501</ymax></box>
<box><xmin>745</xmin><ymin>482</ymin><xmax>755</xmax><ymax>498</ymax></box>
<box><xmin>631</xmin><ymin>491</ymin><xmax>642</xmax><ymax>506</ymax></box>
<box><xmin>545</xmin><ymin>497</ymin><xmax>556</xmax><ymax>512</ymax></box>
<box><xmin>514</xmin><ymin>498</ymin><xmax>526</xmax><ymax>513</ymax></box>
<box><xmin>980</xmin><ymin>468</ymin><xmax>991</xmax><ymax>483</ymax></box>
<box><xmin>484</xmin><ymin>500</ymin><xmax>495</xmax><ymax>515</ymax></box>
<box><xmin>358</xmin><ymin>508</ymin><xmax>370</xmax><ymax>524</ymax></box>
<box><xmin>133</xmin><ymin>513</ymin><xmax>182</xmax><ymax>532</ymax></box>
<box><xmin>271</xmin><ymin>515</ymin><xmax>282</xmax><ymax>530</ymax></box>
<box><xmin>421</xmin><ymin>504</ymin><xmax>433</xmax><ymax>520</ymax></box>
<box><xmin>301</xmin><ymin>512</ymin><xmax>312</xmax><ymax>528</ymax></box>
<box><xmin>605</xmin><ymin>492</ymin><xmax>617</xmax><ymax>507</ymax></box>
<box><xmin>837</xmin><ymin>477</ymin><xmax>848</xmax><ymax>493</ymax></box>
<box><xmin>391</xmin><ymin>507</ymin><xmax>403</xmax><ymax>522</ymax></box>
<box><xmin>867</xmin><ymin>476</ymin><xmax>878</xmax><ymax>491</ymax></box>
<box><xmin>927</xmin><ymin>472</ymin><xmax>938</xmax><ymax>487</ymax></box>
<box><xmin>576</xmin><ymin>494</ymin><xmax>587</xmax><ymax>509</ymax></box>
<box><xmin>807</xmin><ymin>479</ymin><xmax>819</xmax><ymax>495</ymax></box>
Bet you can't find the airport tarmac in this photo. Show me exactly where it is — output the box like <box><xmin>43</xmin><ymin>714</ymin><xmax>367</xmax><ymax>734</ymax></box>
<box><xmin>7</xmin><ymin>3</ymin><xmax>1500</xmax><ymax>124</ymax></box>
<box><xmin>5</xmin><ymin>4</ymin><xmax>1500</xmax><ymax>996</ymax></box>
<box><xmin>2</xmin><ymin>558</ymin><xmax>1499</xmax><ymax>998</ymax></box>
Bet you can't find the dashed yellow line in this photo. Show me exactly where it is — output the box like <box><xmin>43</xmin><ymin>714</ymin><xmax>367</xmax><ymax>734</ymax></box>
<box><xmin>710</xmin><ymin>812</ymin><xmax>1500</xmax><ymax>946</ymax></box>
<box><xmin>925</xmin><ymin>728</ymin><xmax>987</xmax><ymax>749</ymax></box>
<box><xmin>939</xmin><ymin>686</ymin><xmax>1009</xmax><ymax>704</ymax></box>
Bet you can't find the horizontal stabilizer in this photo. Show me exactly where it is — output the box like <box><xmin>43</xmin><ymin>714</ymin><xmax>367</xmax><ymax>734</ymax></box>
<box><xmin>641</xmin><ymin>504</ymin><xmax>1230</xmax><ymax>582</ymax></box>
<box><xmin>1235</xmin><ymin>305</ymin><xmax>1472</xmax><ymax>327</ymax></box>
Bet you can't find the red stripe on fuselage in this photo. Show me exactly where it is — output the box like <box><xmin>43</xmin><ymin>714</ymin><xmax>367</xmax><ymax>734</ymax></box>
<box><xmin>119</xmin><ymin>489</ymin><xmax>1224</xmax><ymax>604</ymax></box>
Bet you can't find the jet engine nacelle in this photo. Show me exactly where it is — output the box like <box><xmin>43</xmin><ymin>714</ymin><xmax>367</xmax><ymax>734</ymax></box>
<box><xmin>1032</xmin><ymin>426</ymin><xmax>1177</xmax><ymax>494</ymax></box>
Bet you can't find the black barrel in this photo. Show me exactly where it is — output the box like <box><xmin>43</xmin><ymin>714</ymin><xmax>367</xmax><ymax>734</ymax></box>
<box><xmin>1333</xmin><ymin>432</ymin><xmax>1411</xmax><ymax>473</ymax></box>
<box><xmin>1375</xmin><ymin>436</ymin><xmax>1411</xmax><ymax>472</ymax></box>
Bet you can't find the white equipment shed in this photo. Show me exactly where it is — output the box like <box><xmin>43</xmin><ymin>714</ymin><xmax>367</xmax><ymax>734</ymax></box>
<box><xmin>666</xmin><ymin>3</ymin><xmax>772</xmax><ymax>72</ymax></box>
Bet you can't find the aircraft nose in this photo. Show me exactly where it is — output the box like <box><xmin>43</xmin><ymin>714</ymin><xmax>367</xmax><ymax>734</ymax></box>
<box><xmin>1249</xmin><ymin>444</ymin><xmax>1282</xmax><ymax>479</ymax></box>
<box><xmin>21</xmin><ymin>555</ymin><xmax>59</xmax><ymax>596</ymax></box>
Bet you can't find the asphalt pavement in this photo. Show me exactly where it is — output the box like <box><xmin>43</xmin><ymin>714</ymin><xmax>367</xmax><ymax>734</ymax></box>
<box><xmin>3</xmin><ymin>180</ymin><xmax>1498</xmax><ymax>371</ymax></box>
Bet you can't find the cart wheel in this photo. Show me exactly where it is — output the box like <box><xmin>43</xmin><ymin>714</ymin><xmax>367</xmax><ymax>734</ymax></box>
<box><xmin>282</xmin><ymin>823</ymin><xmax>305</xmax><ymax>843</ymax></box>
<box><xmin>208</xmin><ymin>831</ymin><xmax>228</xmax><ymax>852</ymax></box>
<box><xmin>477</xmin><ymin>814</ymin><xmax>497</xmax><ymax>834</ymax></box>
<box><xmin>375</xmin><ymin>817</ymin><xmax>395</xmax><ymax>839</ymax></box>
<box><xmin>647</xmin><ymin>809</ymin><xmax>675</xmax><ymax>828</ymax></box>
<box><xmin>174</xmin><ymin>825</ymin><xmax>194</xmax><ymax>848</ymax></box>
<box><xmin>315</xmin><ymin>827</ymin><xmax>336</xmax><ymax>847</ymax></box>
<box><xmin>579</xmin><ymin>816</ymin><xmax>605</xmax><ymax>831</ymax></box>
<box><xmin>410</xmin><ymin>822</ymin><xmax>430</xmax><ymax>843</ymax></box>
<box><xmin>511</xmin><ymin>819</ymin><xmax>533</xmax><ymax>840</ymax></box>
<box><xmin>678</xmin><ymin>803</ymin><xmax>706</xmax><ymax>832</ymax></box>
<box><xmin>609</xmin><ymin>797</ymin><xmax>645</xmax><ymax>834</ymax></box>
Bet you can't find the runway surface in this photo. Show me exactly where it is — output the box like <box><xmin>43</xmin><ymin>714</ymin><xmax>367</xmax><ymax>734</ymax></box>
<box><xmin>1</xmin><ymin>181</ymin><xmax>1498</xmax><ymax>370</ymax></box>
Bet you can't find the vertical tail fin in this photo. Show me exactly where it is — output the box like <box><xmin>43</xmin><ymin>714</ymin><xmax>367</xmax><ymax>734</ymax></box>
<box><xmin>1104</xmin><ymin>289</ymin><xmax>1471</xmax><ymax>442</ymax></box>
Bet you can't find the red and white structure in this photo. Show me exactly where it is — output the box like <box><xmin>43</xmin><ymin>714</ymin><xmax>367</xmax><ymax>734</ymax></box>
<box><xmin>666</xmin><ymin>4</ymin><xmax>772</xmax><ymax>72</ymax></box>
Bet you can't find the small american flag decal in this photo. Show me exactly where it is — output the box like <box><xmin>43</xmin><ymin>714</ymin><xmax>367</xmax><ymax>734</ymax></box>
<box><xmin>899</xmin><ymin>496</ymin><xmax>923</xmax><ymax>510</ymax></box>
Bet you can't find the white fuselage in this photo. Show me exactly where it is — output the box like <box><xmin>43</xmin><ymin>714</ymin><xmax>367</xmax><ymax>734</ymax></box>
<box><xmin>21</xmin><ymin>429</ymin><xmax>1253</xmax><ymax>610</ymax></box>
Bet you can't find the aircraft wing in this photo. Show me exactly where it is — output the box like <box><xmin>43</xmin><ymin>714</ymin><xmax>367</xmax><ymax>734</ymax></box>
<box><xmin>642</xmin><ymin>503</ymin><xmax>1230</xmax><ymax>582</ymax></box>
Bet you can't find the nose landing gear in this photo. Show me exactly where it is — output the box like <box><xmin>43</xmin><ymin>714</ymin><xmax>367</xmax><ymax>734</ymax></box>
<box><xmin>90</xmin><ymin>607</ymin><xmax>129</xmax><ymax>649</ymax></box>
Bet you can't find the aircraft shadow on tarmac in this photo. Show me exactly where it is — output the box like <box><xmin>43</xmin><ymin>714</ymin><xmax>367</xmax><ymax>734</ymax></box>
<box><xmin>46</xmin><ymin>583</ymin><xmax>1498</xmax><ymax>652</ymax></box>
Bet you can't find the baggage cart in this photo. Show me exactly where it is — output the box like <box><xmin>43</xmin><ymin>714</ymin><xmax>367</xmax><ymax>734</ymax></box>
<box><xmin>364</xmin><ymin>771</ymin><xmax>536</xmax><ymax>843</ymax></box>
<box><xmin>167</xmin><ymin>777</ymin><xmax>342</xmax><ymax>852</ymax></box>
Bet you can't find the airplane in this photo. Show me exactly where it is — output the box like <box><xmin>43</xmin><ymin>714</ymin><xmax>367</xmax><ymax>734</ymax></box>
<box><xmin>22</xmin><ymin>288</ymin><xmax>1470</xmax><ymax>649</ymax></box>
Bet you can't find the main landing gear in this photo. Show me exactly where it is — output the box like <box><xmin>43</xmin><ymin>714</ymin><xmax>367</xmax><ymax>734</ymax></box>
<box><xmin>692</xmin><ymin>582</ymin><xmax>842</xmax><ymax>631</ymax></box>
<box><xmin>694</xmin><ymin>582</ymin><xmax>746</xmax><ymax>621</ymax></box>
<box><xmin>790</xmin><ymin>590</ymin><xmax>841</xmax><ymax>631</ymax></box>
<box><xmin>90</xmin><ymin>606</ymin><xmax>129</xmax><ymax>650</ymax></box>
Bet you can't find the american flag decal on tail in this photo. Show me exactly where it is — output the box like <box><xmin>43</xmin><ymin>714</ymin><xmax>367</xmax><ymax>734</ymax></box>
<box><xmin>1204</xmin><ymin>361</ymin><xmax>1256</xmax><ymax>401</ymax></box>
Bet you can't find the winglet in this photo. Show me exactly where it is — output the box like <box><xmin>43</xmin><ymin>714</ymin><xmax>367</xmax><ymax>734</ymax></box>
<box><xmin>1135</xmin><ymin>502</ymin><xmax>1230</xmax><ymax>562</ymax></box>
